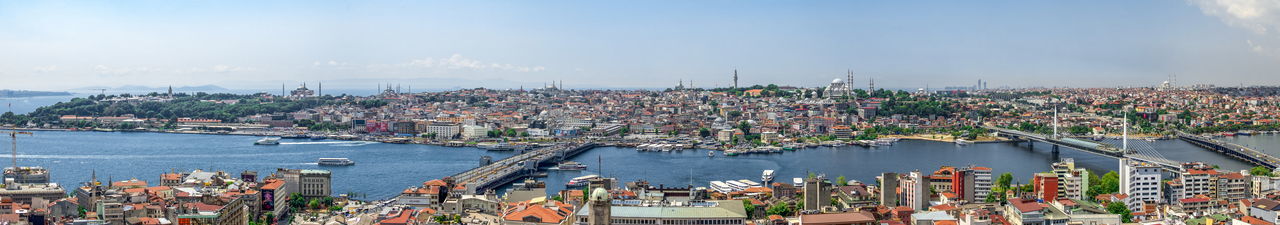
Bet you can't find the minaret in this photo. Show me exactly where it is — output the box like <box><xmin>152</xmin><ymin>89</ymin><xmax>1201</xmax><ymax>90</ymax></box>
<box><xmin>733</xmin><ymin>69</ymin><xmax>739</xmax><ymax>89</ymax></box>
<box><xmin>281</xmin><ymin>83</ymin><xmax>286</xmax><ymax>97</ymax></box>
<box><xmin>869</xmin><ymin>77</ymin><xmax>875</xmax><ymax>91</ymax></box>
<box><xmin>167</xmin><ymin>85</ymin><xmax>173</xmax><ymax>98</ymax></box>
<box><xmin>318</xmin><ymin>82</ymin><xmax>322</xmax><ymax>96</ymax></box>
<box><xmin>846</xmin><ymin>70</ymin><xmax>854</xmax><ymax>97</ymax></box>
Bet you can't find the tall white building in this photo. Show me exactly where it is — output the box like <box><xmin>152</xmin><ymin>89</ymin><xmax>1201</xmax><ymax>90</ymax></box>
<box><xmin>461</xmin><ymin>125</ymin><xmax>491</xmax><ymax>139</ymax></box>
<box><xmin>900</xmin><ymin>171</ymin><xmax>928</xmax><ymax>210</ymax></box>
<box><xmin>973</xmin><ymin>166</ymin><xmax>993</xmax><ymax>201</ymax></box>
<box><xmin>1120</xmin><ymin>159</ymin><xmax>1162</xmax><ymax>211</ymax></box>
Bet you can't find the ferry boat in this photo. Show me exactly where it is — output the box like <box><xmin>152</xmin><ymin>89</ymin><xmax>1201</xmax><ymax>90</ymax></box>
<box><xmin>255</xmin><ymin>137</ymin><xmax>281</xmax><ymax>145</ymax></box>
<box><xmin>738</xmin><ymin>179</ymin><xmax>762</xmax><ymax>188</ymax></box>
<box><xmin>724</xmin><ymin>150</ymin><xmax>740</xmax><ymax>156</ymax></box>
<box><xmin>762</xmin><ymin>170</ymin><xmax>775</xmax><ymax>184</ymax></box>
<box><xmin>566</xmin><ymin>175</ymin><xmax>599</xmax><ymax>188</ymax></box>
<box><xmin>792</xmin><ymin>177</ymin><xmax>804</xmax><ymax>187</ymax></box>
<box><xmin>955</xmin><ymin>139</ymin><xmax>973</xmax><ymax>146</ymax></box>
<box><xmin>556</xmin><ymin>161</ymin><xmax>588</xmax><ymax>170</ymax></box>
<box><xmin>317</xmin><ymin>158</ymin><xmax>355</xmax><ymax>166</ymax></box>
<box><xmin>478</xmin><ymin>143</ymin><xmax>518</xmax><ymax>151</ymax></box>
<box><xmin>709</xmin><ymin>181</ymin><xmax>733</xmax><ymax>193</ymax></box>
<box><xmin>874</xmin><ymin>138</ymin><xmax>899</xmax><ymax>146</ymax></box>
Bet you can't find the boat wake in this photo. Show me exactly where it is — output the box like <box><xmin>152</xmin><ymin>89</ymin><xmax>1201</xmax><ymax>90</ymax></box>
<box><xmin>281</xmin><ymin>141</ymin><xmax>374</xmax><ymax>146</ymax></box>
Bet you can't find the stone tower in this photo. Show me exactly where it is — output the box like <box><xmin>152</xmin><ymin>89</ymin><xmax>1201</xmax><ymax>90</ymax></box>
<box><xmin>587</xmin><ymin>187</ymin><xmax>611</xmax><ymax>225</ymax></box>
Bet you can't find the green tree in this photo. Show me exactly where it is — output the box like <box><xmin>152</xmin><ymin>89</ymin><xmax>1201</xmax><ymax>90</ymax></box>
<box><xmin>699</xmin><ymin>128</ymin><xmax>712</xmax><ymax>138</ymax></box>
<box><xmin>836</xmin><ymin>176</ymin><xmax>847</xmax><ymax>186</ymax></box>
<box><xmin>1106</xmin><ymin>201</ymin><xmax>1133</xmax><ymax>223</ymax></box>
<box><xmin>1251</xmin><ymin>166</ymin><xmax>1274</xmax><ymax>177</ymax></box>
<box><xmin>996</xmin><ymin>172</ymin><xmax>1014</xmax><ymax>189</ymax></box>
<box><xmin>742</xmin><ymin>199</ymin><xmax>756</xmax><ymax>219</ymax></box>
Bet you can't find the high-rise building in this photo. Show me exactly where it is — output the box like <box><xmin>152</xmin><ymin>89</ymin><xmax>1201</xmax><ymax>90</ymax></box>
<box><xmin>804</xmin><ymin>177</ymin><xmax>827</xmax><ymax>211</ymax></box>
<box><xmin>1032</xmin><ymin>173</ymin><xmax>1059</xmax><ymax>201</ymax></box>
<box><xmin>878</xmin><ymin>173</ymin><xmax>899</xmax><ymax>207</ymax></box>
<box><xmin>973</xmin><ymin>167</ymin><xmax>993</xmax><ymax>201</ymax></box>
<box><xmin>1051</xmin><ymin>158</ymin><xmax>1089</xmax><ymax>200</ymax></box>
<box><xmin>1120</xmin><ymin>159</ymin><xmax>1162</xmax><ymax>211</ymax></box>
<box><xmin>900</xmin><ymin>171</ymin><xmax>928</xmax><ymax>210</ymax></box>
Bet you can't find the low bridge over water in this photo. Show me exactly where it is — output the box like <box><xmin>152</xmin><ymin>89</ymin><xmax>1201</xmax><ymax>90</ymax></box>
<box><xmin>984</xmin><ymin>126</ymin><xmax>1182</xmax><ymax>171</ymax></box>
<box><xmin>1176</xmin><ymin>131</ymin><xmax>1278</xmax><ymax>169</ymax></box>
<box><xmin>450</xmin><ymin>142</ymin><xmax>599</xmax><ymax>194</ymax></box>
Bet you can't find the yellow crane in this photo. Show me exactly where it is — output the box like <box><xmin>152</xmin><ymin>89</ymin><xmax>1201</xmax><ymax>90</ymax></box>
<box><xmin>4</xmin><ymin>131</ymin><xmax>32</xmax><ymax>170</ymax></box>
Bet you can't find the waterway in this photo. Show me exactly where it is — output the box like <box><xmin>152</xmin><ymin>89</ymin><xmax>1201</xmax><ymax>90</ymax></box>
<box><xmin>5</xmin><ymin>130</ymin><xmax>1264</xmax><ymax>199</ymax></box>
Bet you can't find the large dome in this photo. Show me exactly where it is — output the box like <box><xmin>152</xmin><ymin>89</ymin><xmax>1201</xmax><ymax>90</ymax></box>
<box><xmin>591</xmin><ymin>187</ymin><xmax>609</xmax><ymax>201</ymax></box>
<box><xmin>832</xmin><ymin>78</ymin><xmax>843</xmax><ymax>84</ymax></box>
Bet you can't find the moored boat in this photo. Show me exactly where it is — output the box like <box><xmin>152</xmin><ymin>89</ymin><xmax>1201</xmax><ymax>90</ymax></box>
<box><xmin>556</xmin><ymin>161</ymin><xmax>588</xmax><ymax>170</ymax></box>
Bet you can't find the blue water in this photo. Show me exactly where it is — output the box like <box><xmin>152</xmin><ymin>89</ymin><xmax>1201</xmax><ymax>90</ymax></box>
<box><xmin>5</xmin><ymin>131</ymin><xmax>1261</xmax><ymax>198</ymax></box>
<box><xmin>12</xmin><ymin>131</ymin><xmax>516</xmax><ymax>200</ymax></box>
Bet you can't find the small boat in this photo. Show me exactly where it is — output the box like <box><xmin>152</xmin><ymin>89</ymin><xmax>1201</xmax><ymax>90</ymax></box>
<box><xmin>566</xmin><ymin>175</ymin><xmax>599</xmax><ymax>188</ymax></box>
<box><xmin>317</xmin><ymin>158</ymin><xmax>355</xmax><ymax>166</ymax></box>
<box><xmin>955</xmin><ymin>139</ymin><xmax>973</xmax><ymax>146</ymax></box>
<box><xmin>793</xmin><ymin>177</ymin><xmax>804</xmax><ymax>187</ymax></box>
<box><xmin>762</xmin><ymin>170</ymin><xmax>775</xmax><ymax>184</ymax></box>
<box><xmin>255</xmin><ymin>137</ymin><xmax>281</xmax><ymax>145</ymax></box>
<box><xmin>556</xmin><ymin>161</ymin><xmax>588</xmax><ymax>170</ymax></box>
<box><xmin>707</xmin><ymin>151</ymin><xmax>715</xmax><ymax>157</ymax></box>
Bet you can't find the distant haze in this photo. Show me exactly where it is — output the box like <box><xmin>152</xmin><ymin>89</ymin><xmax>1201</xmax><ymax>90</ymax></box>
<box><xmin>3</xmin><ymin>1</ymin><xmax>1280</xmax><ymax>91</ymax></box>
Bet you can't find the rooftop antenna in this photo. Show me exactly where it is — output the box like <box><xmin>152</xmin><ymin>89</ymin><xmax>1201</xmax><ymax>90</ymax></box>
<box><xmin>5</xmin><ymin>131</ymin><xmax>32</xmax><ymax>171</ymax></box>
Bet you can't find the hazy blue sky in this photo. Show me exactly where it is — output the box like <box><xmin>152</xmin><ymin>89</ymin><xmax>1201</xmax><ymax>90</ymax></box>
<box><xmin>2</xmin><ymin>0</ymin><xmax>1279</xmax><ymax>91</ymax></box>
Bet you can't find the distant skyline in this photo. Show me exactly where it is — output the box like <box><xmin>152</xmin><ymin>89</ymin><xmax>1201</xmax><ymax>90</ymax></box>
<box><xmin>2</xmin><ymin>1</ymin><xmax>1279</xmax><ymax>91</ymax></box>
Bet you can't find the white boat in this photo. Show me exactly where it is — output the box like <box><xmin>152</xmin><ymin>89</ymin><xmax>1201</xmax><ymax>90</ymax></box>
<box><xmin>762</xmin><ymin>170</ymin><xmax>775</xmax><ymax>184</ymax></box>
<box><xmin>255</xmin><ymin>137</ymin><xmax>281</xmax><ymax>145</ymax></box>
<box><xmin>738</xmin><ymin>179</ymin><xmax>762</xmax><ymax>188</ymax></box>
<box><xmin>566</xmin><ymin>175</ymin><xmax>599</xmax><ymax>187</ymax></box>
<box><xmin>955</xmin><ymin>139</ymin><xmax>973</xmax><ymax>146</ymax></box>
<box><xmin>478</xmin><ymin>143</ymin><xmax>518</xmax><ymax>151</ymax></box>
<box><xmin>556</xmin><ymin>161</ymin><xmax>588</xmax><ymax>170</ymax></box>
<box><xmin>317</xmin><ymin>158</ymin><xmax>355</xmax><ymax>166</ymax></box>
<box><xmin>709</xmin><ymin>181</ymin><xmax>733</xmax><ymax>193</ymax></box>
<box><xmin>707</xmin><ymin>151</ymin><xmax>715</xmax><ymax>157</ymax></box>
<box><xmin>793</xmin><ymin>177</ymin><xmax>804</xmax><ymax>187</ymax></box>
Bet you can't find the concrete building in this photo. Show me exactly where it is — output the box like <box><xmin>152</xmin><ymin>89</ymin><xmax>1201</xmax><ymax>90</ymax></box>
<box><xmin>462</xmin><ymin>125</ymin><xmax>491</xmax><ymax>139</ymax></box>
<box><xmin>901</xmin><ymin>171</ymin><xmax>928</xmax><ymax>210</ymax></box>
<box><xmin>1050</xmin><ymin>158</ymin><xmax>1089</xmax><ymax>200</ymax></box>
<box><xmin>573</xmin><ymin>199</ymin><xmax>747</xmax><ymax>225</ymax></box>
<box><xmin>878</xmin><ymin>173</ymin><xmax>899</xmax><ymax>207</ymax></box>
<box><xmin>278</xmin><ymin>169</ymin><xmax>331</xmax><ymax>198</ymax></box>
<box><xmin>804</xmin><ymin>177</ymin><xmax>828</xmax><ymax>211</ymax></box>
<box><xmin>1120</xmin><ymin>159</ymin><xmax>1162</xmax><ymax>211</ymax></box>
<box><xmin>973</xmin><ymin>167</ymin><xmax>993</xmax><ymax>201</ymax></box>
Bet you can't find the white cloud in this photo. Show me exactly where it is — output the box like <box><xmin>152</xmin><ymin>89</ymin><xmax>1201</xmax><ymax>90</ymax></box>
<box><xmin>1190</xmin><ymin>0</ymin><xmax>1280</xmax><ymax>34</ymax></box>
<box><xmin>396</xmin><ymin>54</ymin><xmax>545</xmax><ymax>72</ymax></box>
<box><xmin>32</xmin><ymin>65</ymin><xmax>57</xmax><ymax>73</ymax></box>
<box><xmin>1248</xmin><ymin>39</ymin><xmax>1266</xmax><ymax>53</ymax></box>
<box><xmin>93</xmin><ymin>65</ymin><xmax>164</xmax><ymax>76</ymax></box>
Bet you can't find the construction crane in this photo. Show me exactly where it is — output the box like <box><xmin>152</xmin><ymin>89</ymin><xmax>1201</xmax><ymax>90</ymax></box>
<box><xmin>4</xmin><ymin>131</ymin><xmax>31</xmax><ymax>171</ymax></box>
